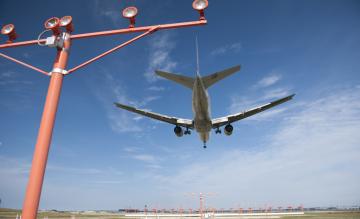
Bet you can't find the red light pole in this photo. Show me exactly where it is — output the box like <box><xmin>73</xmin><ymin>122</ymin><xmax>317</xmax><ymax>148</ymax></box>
<box><xmin>185</xmin><ymin>191</ymin><xmax>216</xmax><ymax>219</ymax></box>
<box><xmin>200</xmin><ymin>193</ymin><xmax>204</xmax><ymax>219</ymax></box>
<box><xmin>0</xmin><ymin>2</ymin><xmax>208</xmax><ymax>219</ymax></box>
<box><xmin>21</xmin><ymin>32</ymin><xmax>71</xmax><ymax>219</ymax></box>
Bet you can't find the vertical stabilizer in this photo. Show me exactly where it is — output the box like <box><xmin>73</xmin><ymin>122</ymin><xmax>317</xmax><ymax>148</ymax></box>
<box><xmin>195</xmin><ymin>35</ymin><xmax>200</xmax><ymax>77</ymax></box>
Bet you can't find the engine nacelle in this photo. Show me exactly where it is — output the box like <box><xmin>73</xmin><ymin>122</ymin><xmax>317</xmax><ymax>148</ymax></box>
<box><xmin>224</xmin><ymin>124</ymin><xmax>233</xmax><ymax>136</ymax></box>
<box><xmin>174</xmin><ymin>126</ymin><xmax>183</xmax><ymax>137</ymax></box>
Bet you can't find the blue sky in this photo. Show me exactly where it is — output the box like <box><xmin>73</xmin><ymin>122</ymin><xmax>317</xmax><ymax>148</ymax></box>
<box><xmin>1</xmin><ymin>0</ymin><xmax>360</xmax><ymax>211</ymax></box>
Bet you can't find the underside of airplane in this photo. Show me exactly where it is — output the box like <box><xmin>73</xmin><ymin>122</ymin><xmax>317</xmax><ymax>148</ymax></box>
<box><xmin>114</xmin><ymin>65</ymin><xmax>295</xmax><ymax>148</ymax></box>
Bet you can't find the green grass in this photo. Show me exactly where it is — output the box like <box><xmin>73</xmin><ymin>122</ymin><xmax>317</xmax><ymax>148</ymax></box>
<box><xmin>0</xmin><ymin>208</ymin><xmax>126</xmax><ymax>219</ymax></box>
<box><xmin>282</xmin><ymin>212</ymin><xmax>360</xmax><ymax>219</ymax></box>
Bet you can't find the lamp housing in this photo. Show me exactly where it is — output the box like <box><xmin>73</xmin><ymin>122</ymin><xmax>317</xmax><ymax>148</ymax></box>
<box><xmin>44</xmin><ymin>17</ymin><xmax>61</xmax><ymax>35</ymax></box>
<box><xmin>60</xmin><ymin>16</ymin><xmax>74</xmax><ymax>33</ymax></box>
<box><xmin>122</xmin><ymin>6</ymin><xmax>138</xmax><ymax>28</ymax></box>
<box><xmin>192</xmin><ymin>0</ymin><xmax>208</xmax><ymax>20</ymax></box>
<box><xmin>1</xmin><ymin>24</ymin><xmax>17</xmax><ymax>43</ymax></box>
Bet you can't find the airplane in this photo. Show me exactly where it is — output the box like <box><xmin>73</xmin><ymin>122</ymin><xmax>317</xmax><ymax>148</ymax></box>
<box><xmin>114</xmin><ymin>43</ymin><xmax>294</xmax><ymax>148</ymax></box>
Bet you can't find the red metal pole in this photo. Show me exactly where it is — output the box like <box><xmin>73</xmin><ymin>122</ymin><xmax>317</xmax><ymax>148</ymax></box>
<box><xmin>0</xmin><ymin>52</ymin><xmax>49</xmax><ymax>76</ymax></box>
<box><xmin>67</xmin><ymin>26</ymin><xmax>158</xmax><ymax>74</ymax></box>
<box><xmin>21</xmin><ymin>33</ymin><xmax>71</xmax><ymax>219</ymax></box>
<box><xmin>70</xmin><ymin>20</ymin><xmax>207</xmax><ymax>40</ymax></box>
<box><xmin>200</xmin><ymin>193</ymin><xmax>204</xmax><ymax>219</ymax></box>
<box><xmin>0</xmin><ymin>20</ymin><xmax>206</xmax><ymax>49</ymax></box>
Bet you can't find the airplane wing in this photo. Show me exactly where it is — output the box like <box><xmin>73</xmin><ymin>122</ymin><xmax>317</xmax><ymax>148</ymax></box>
<box><xmin>114</xmin><ymin>102</ymin><xmax>194</xmax><ymax>128</ymax></box>
<box><xmin>211</xmin><ymin>94</ymin><xmax>295</xmax><ymax>128</ymax></box>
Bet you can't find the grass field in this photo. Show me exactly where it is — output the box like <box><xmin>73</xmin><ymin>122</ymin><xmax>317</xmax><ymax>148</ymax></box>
<box><xmin>1</xmin><ymin>209</ymin><xmax>360</xmax><ymax>219</ymax></box>
<box><xmin>282</xmin><ymin>212</ymin><xmax>360</xmax><ymax>219</ymax></box>
<box><xmin>0</xmin><ymin>208</ymin><xmax>125</xmax><ymax>219</ymax></box>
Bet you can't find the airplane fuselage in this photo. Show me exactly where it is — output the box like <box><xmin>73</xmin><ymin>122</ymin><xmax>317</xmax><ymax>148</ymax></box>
<box><xmin>192</xmin><ymin>75</ymin><xmax>212</xmax><ymax>144</ymax></box>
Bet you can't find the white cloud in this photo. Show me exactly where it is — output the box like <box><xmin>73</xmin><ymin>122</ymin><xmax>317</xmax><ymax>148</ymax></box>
<box><xmin>149</xmin><ymin>86</ymin><xmax>360</xmax><ymax>207</ymax></box>
<box><xmin>263</xmin><ymin>87</ymin><xmax>291</xmax><ymax>99</ymax></box>
<box><xmin>133</xmin><ymin>115</ymin><xmax>144</xmax><ymax>121</ymax></box>
<box><xmin>90</xmin><ymin>180</ymin><xmax>125</xmax><ymax>184</ymax></box>
<box><xmin>0</xmin><ymin>156</ymin><xmax>30</xmax><ymax>176</ymax></box>
<box><xmin>47</xmin><ymin>165</ymin><xmax>103</xmax><ymax>175</ymax></box>
<box><xmin>123</xmin><ymin>146</ymin><xmax>140</xmax><ymax>153</ymax></box>
<box><xmin>132</xmin><ymin>154</ymin><xmax>157</xmax><ymax>163</ymax></box>
<box><xmin>137</xmin><ymin>96</ymin><xmax>161</xmax><ymax>108</ymax></box>
<box><xmin>100</xmin><ymin>10</ymin><xmax>119</xmax><ymax>25</ymax></box>
<box><xmin>255</xmin><ymin>73</ymin><xmax>282</xmax><ymax>88</ymax></box>
<box><xmin>145</xmin><ymin>32</ymin><xmax>177</xmax><ymax>82</ymax></box>
<box><xmin>229</xmin><ymin>86</ymin><xmax>292</xmax><ymax>117</ymax></box>
<box><xmin>246</xmin><ymin>107</ymin><xmax>289</xmax><ymax>121</ymax></box>
<box><xmin>146</xmin><ymin>164</ymin><xmax>163</xmax><ymax>169</ymax></box>
<box><xmin>211</xmin><ymin>42</ymin><xmax>242</xmax><ymax>56</ymax></box>
<box><xmin>0</xmin><ymin>71</ymin><xmax>33</xmax><ymax>86</ymax></box>
<box><xmin>93</xmin><ymin>0</ymin><xmax>123</xmax><ymax>27</ymax></box>
<box><xmin>1</xmin><ymin>71</ymin><xmax>15</xmax><ymax>78</ymax></box>
<box><xmin>148</xmin><ymin>86</ymin><xmax>165</xmax><ymax>91</ymax></box>
<box><xmin>94</xmin><ymin>72</ymin><xmax>141</xmax><ymax>133</ymax></box>
<box><xmin>23</xmin><ymin>52</ymin><xmax>30</xmax><ymax>58</ymax></box>
<box><xmin>0</xmin><ymin>71</ymin><xmax>37</xmax><ymax>110</ymax></box>
<box><xmin>0</xmin><ymin>156</ymin><xmax>31</xmax><ymax>208</ymax></box>
<box><xmin>93</xmin><ymin>70</ymin><xmax>159</xmax><ymax>133</ymax></box>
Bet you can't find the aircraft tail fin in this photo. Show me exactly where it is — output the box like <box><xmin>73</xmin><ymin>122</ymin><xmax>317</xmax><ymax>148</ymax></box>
<box><xmin>202</xmin><ymin>65</ymin><xmax>241</xmax><ymax>89</ymax></box>
<box><xmin>155</xmin><ymin>70</ymin><xmax>194</xmax><ymax>89</ymax></box>
<box><xmin>195</xmin><ymin>35</ymin><xmax>200</xmax><ymax>76</ymax></box>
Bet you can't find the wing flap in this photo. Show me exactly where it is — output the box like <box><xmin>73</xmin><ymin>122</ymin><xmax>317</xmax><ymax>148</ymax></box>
<box><xmin>212</xmin><ymin>94</ymin><xmax>295</xmax><ymax>127</ymax></box>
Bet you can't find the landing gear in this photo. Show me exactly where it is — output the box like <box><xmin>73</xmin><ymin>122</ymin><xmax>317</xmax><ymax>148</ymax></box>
<box><xmin>215</xmin><ymin>127</ymin><xmax>221</xmax><ymax>134</ymax></box>
<box><xmin>184</xmin><ymin>127</ymin><xmax>191</xmax><ymax>135</ymax></box>
<box><xmin>203</xmin><ymin>142</ymin><xmax>207</xmax><ymax>149</ymax></box>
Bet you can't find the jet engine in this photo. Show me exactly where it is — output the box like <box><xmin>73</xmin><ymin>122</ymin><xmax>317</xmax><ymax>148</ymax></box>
<box><xmin>224</xmin><ymin>124</ymin><xmax>233</xmax><ymax>136</ymax></box>
<box><xmin>174</xmin><ymin>126</ymin><xmax>183</xmax><ymax>137</ymax></box>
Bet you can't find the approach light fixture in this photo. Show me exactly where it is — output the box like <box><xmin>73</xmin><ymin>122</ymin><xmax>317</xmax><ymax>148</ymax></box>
<box><xmin>1</xmin><ymin>24</ymin><xmax>17</xmax><ymax>43</ymax></box>
<box><xmin>122</xmin><ymin>6</ymin><xmax>138</xmax><ymax>28</ymax></box>
<box><xmin>192</xmin><ymin>0</ymin><xmax>208</xmax><ymax>20</ymax></box>
<box><xmin>44</xmin><ymin>17</ymin><xmax>61</xmax><ymax>35</ymax></box>
<box><xmin>60</xmin><ymin>16</ymin><xmax>74</xmax><ymax>33</ymax></box>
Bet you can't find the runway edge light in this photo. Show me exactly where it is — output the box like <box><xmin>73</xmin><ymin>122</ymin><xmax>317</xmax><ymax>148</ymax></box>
<box><xmin>122</xmin><ymin>6</ymin><xmax>138</xmax><ymax>28</ymax></box>
<box><xmin>192</xmin><ymin>0</ymin><xmax>208</xmax><ymax>20</ymax></box>
<box><xmin>1</xmin><ymin>24</ymin><xmax>17</xmax><ymax>43</ymax></box>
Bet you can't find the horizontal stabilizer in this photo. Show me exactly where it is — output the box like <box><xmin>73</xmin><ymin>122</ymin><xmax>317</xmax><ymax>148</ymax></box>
<box><xmin>202</xmin><ymin>65</ymin><xmax>241</xmax><ymax>88</ymax></box>
<box><xmin>155</xmin><ymin>70</ymin><xmax>194</xmax><ymax>89</ymax></box>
